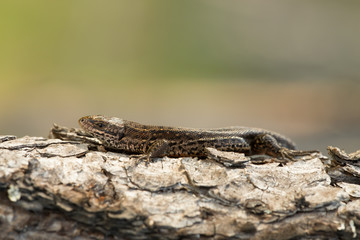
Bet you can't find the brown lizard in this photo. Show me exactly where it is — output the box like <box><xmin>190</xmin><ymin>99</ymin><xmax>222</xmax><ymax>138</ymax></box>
<box><xmin>78</xmin><ymin>115</ymin><xmax>318</xmax><ymax>160</ymax></box>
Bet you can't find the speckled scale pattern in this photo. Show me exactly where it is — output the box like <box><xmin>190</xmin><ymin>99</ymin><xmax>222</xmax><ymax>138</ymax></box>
<box><xmin>78</xmin><ymin>115</ymin><xmax>298</xmax><ymax>158</ymax></box>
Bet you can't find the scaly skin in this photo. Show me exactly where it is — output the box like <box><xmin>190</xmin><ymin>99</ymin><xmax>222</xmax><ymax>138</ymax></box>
<box><xmin>78</xmin><ymin>115</ymin><xmax>317</xmax><ymax>159</ymax></box>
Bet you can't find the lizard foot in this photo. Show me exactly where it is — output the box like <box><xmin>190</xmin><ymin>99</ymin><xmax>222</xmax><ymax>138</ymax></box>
<box><xmin>278</xmin><ymin>148</ymin><xmax>320</xmax><ymax>161</ymax></box>
<box><xmin>129</xmin><ymin>154</ymin><xmax>152</xmax><ymax>166</ymax></box>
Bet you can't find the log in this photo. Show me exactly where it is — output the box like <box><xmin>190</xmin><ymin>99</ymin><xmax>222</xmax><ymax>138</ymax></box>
<box><xmin>0</xmin><ymin>133</ymin><xmax>359</xmax><ymax>239</ymax></box>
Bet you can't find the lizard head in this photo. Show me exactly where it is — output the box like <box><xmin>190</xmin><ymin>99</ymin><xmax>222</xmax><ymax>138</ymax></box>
<box><xmin>78</xmin><ymin>115</ymin><xmax>125</xmax><ymax>147</ymax></box>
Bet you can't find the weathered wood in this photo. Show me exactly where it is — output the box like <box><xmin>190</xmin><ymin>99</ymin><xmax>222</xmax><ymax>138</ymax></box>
<box><xmin>0</xmin><ymin>135</ymin><xmax>359</xmax><ymax>239</ymax></box>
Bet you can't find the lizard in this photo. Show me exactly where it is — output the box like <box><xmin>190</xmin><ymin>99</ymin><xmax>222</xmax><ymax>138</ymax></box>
<box><xmin>77</xmin><ymin>115</ymin><xmax>318</xmax><ymax>161</ymax></box>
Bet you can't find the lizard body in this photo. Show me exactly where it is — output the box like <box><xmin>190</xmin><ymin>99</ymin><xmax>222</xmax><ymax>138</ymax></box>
<box><xmin>78</xmin><ymin>115</ymin><xmax>316</xmax><ymax>159</ymax></box>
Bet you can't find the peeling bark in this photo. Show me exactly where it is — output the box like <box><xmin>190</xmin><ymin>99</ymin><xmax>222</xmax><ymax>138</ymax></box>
<box><xmin>0</xmin><ymin>135</ymin><xmax>359</xmax><ymax>239</ymax></box>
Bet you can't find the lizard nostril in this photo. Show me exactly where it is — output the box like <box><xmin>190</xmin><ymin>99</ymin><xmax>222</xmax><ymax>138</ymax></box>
<box><xmin>79</xmin><ymin>117</ymin><xmax>88</xmax><ymax>125</ymax></box>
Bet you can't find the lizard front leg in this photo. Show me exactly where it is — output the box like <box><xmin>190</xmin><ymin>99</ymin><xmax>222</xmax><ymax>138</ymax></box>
<box><xmin>251</xmin><ymin>134</ymin><xmax>318</xmax><ymax>160</ymax></box>
<box><xmin>146</xmin><ymin>139</ymin><xmax>170</xmax><ymax>159</ymax></box>
<box><xmin>131</xmin><ymin>139</ymin><xmax>170</xmax><ymax>165</ymax></box>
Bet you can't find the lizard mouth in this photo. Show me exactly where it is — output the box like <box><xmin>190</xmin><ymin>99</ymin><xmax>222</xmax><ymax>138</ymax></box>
<box><xmin>78</xmin><ymin>116</ymin><xmax>92</xmax><ymax>131</ymax></box>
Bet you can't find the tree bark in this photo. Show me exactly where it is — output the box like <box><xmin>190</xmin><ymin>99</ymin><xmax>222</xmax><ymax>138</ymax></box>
<box><xmin>0</xmin><ymin>135</ymin><xmax>359</xmax><ymax>239</ymax></box>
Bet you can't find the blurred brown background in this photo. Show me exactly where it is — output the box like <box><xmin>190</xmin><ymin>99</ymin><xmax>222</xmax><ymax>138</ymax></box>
<box><xmin>1</xmin><ymin>1</ymin><xmax>359</xmax><ymax>153</ymax></box>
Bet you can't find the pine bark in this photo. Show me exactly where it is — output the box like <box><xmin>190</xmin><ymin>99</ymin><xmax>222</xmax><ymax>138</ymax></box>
<box><xmin>0</xmin><ymin>135</ymin><xmax>359</xmax><ymax>239</ymax></box>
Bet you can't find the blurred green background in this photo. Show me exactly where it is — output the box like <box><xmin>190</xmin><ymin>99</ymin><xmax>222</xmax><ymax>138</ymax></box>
<box><xmin>1</xmin><ymin>0</ymin><xmax>359</xmax><ymax>152</ymax></box>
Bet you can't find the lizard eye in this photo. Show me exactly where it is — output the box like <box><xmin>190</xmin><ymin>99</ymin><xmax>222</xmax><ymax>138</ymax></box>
<box><xmin>96</xmin><ymin>122</ymin><xmax>105</xmax><ymax>128</ymax></box>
